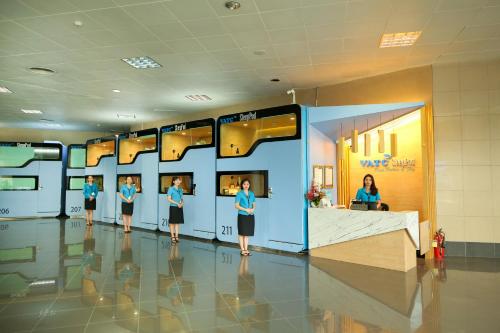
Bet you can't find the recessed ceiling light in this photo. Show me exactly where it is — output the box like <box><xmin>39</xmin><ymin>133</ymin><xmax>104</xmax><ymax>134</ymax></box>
<box><xmin>112</xmin><ymin>89</ymin><xmax>121</xmax><ymax>93</ymax></box>
<box><xmin>270</xmin><ymin>78</ymin><xmax>280</xmax><ymax>82</ymax></box>
<box><xmin>254</xmin><ymin>50</ymin><xmax>266</xmax><ymax>56</ymax></box>
<box><xmin>21</xmin><ymin>109</ymin><xmax>42</xmax><ymax>114</ymax></box>
<box><xmin>28</xmin><ymin>67</ymin><xmax>56</xmax><ymax>75</ymax></box>
<box><xmin>0</xmin><ymin>86</ymin><xmax>13</xmax><ymax>93</ymax></box>
<box><xmin>117</xmin><ymin>113</ymin><xmax>136</xmax><ymax>119</ymax></box>
<box><xmin>379</xmin><ymin>31</ymin><xmax>422</xmax><ymax>48</ymax></box>
<box><xmin>185</xmin><ymin>95</ymin><xmax>212</xmax><ymax>101</ymax></box>
<box><xmin>225</xmin><ymin>1</ymin><xmax>241</xmax><ymax>10</ymax></box>
<box><xmin>122</xmin><ymin>56</ymin><xmax>162</xmax><ymax>69</ymax></box>
<box><xmin>74</xmin><ymin>20</ymin><xmax>83</xmax><ymax>27</ymax></box>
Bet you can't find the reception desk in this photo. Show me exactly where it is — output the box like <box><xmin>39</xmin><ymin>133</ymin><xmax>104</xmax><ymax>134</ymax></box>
<box><xmin>308</xmin><ymin>208</ymin><xmax>420</xmax><ymax>272</ymax></box>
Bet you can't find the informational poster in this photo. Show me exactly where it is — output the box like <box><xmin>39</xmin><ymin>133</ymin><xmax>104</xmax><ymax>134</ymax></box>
<box><xmin>324</xmin><ymin>165</ymin><xmax>334</xmax><ymax>189</ymax></box>
<box><xmin>313</xmin><ymin>165</ymin><xmax>324</xmax><ymax>187</ymax></box>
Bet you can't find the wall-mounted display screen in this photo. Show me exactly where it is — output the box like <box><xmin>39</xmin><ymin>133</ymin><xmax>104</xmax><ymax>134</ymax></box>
<box><xmin>86</xmin><ymin>138</ymin><xmax>115</xmax><ymax>167</ymax></box>
<box><xmin>67</xmin><ymin>176</ymin><xmax>85</xmax><ymax>190</ymax></box>
<box><xmin>216</xmin><ymin>171</ymin><xmax>268</xmax><ymax>197</ymax></box>
<box><xmin>158</xmin><ymin>173</ymin><xmax>193</xmax><ymax>195</ymax></box>
<box><xmin>0</xmin><ymin>176</ymin><xmax>38</xmax><ymax>191</ymax></box>
<box><xmin>0</xmin><ymin>142</ymin><xmax>62</xmax><ymax>167</ymax></box>
<box><xmin>68</xmin><ymin>145</ymin><xmax>86</xmax><ymax>169</ymax></box>
<box><xmin>83</xmin><ymin>175</ymin><xmax>104</xmax><ymax>192</ymax></box>
<box><xmin>116</xmin><ymin>174</ymin><xmax>142</xmax><ymax>193</ymax></box>
<box><xmin>118</xmin><ymin>129</ymin><xmax>158</xmax><ymax>165</ymax></box>
<box><xmin>217</xmin><ymin>105</ymin><xmax>301</xmax><ymax>158</ymax></box>
<box><xmin>160</xmin><ymin>119</ymin><xmax>214</xmax><ymax>161</ymax></box>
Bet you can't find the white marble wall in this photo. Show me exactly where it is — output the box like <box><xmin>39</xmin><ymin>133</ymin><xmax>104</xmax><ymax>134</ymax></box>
<box><xmin>308</xmin><ymin>208</ymin><xmax>419</xmax><ymax>249</ymax></box>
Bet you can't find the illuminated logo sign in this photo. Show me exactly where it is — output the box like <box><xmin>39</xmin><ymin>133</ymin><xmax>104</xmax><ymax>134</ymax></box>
<box><xmin>240</xmin><ymin>111</ymin><xmax>257</xmax><ymax>121</ymax></box>
<box><xmin>174</xmin><ymin>123</ymin><xmax>186</xmax><ymax>132</ymax></box>
<box><xmin>17</xmin><ymin>142</ymin><xmax>31</xmax><ymax>148</ymax></box>
<box><xmin>220</xmin><ymin>115</ymin><xmax>237</xmax><ymax>124</ymax></box>
<box><xmin>128</xmin><ymin>132</ymin><xmax>138</xmax><ymax>139</ymax></box>
<box><xmin>360</xmin><ymin>154</ymin><xmax>416</xmax><ymax>171</ymax></box>
<box><xmin>94</xmin><ymin>138</ymin><xmax>101</xmax><ymax>144</ymax></box>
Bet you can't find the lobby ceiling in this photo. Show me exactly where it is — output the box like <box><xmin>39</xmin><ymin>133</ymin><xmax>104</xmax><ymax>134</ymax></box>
<box><xmin>0</xmin><ymin>0</ymin><xmax>499</xmax><ymax>131</ymax></box>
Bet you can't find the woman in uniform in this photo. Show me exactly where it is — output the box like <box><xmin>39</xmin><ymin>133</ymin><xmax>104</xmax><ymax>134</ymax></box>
<box><xmin>355</xmin><ymin>174</ymin><xmax>381</xmax><ymax>210</ymax></box>
<box><xmin>83</xmin><ymin>175</ymin><xmax>98</xmax><ymax>226</ymax></box>
<box><xmin>167</xmin><ymin>176</ymin><xmax>184</xmax><ymax>243</ymax></box>
<box><xmin>234</xmin><ymin>179</ymin><xmax>256</xmax><ymax>256</ymax></box>
<box><xmin>119</xmin><ymin>176</ymin><xmax>137</xmax><ymax>233</ymax></box>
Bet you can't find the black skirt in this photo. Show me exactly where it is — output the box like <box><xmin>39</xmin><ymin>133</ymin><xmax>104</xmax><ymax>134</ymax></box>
<box><xmin>169</xmin><ymin>206</ymin><xmax>184</xmax><ymax>224</ymax></box>
<box><xmin>84</xmin><ymin>198</ymin><xmax>96</xmax><ymax>210</ymax></box>
<box><xmin>122</xmin><ymin>202</ymin><xmax>134</xmax><ymax>216</ymax></box>
<box><xmin>237</xmin><ymin>214</ymin><xmax>255</xmax><ymax>236</ymax></box>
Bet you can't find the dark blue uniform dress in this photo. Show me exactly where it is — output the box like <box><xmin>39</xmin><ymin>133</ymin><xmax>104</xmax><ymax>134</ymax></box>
<box><xmin>167</xmin><ymin>186</ymin><xmax>184</xmax><ymax>224</ymax></box>
<box><xmin>235</xmin><ymin>190</ymin><xmax>256</xmax><ymax>236</ymax></box>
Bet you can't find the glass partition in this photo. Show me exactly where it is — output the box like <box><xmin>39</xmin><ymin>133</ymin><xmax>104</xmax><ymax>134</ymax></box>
<box><xmin>83</xmin><ymin>175</ymin><xmax>104</xmax><ymax>191</ymax></box>
<box><xmin>67</xmin><ymin>176</ymin><xmax>85</xmax><ymax>190</ymax></box>
<box><xmin>68</xmin><ymin>145</ymin><xmax>86</xmax><ymax>169</ymax></box>
<box><xmin>160</xmin><ymin>119</ymin><xmax>214</xmax><ymax>161</ymax></box>
<box><xmin>216</xmin><ymin>171</ymin><xmax>268</xmax><ymax>197</ymax></box>
<box><xmin>116</xmin><ymin>174</ymin><xmax>142</xmax><ymax>193</ymax></box>
<box><xmin>0</xmin><ymin>142</ymin><xmax>62</xmax><ymax>167</ymax></box>
<box><xmin>86</xmin><ymin>137</ymin><xmax>115</xmax><ymax>167</ymax></box>
<box><xmin>118</xmin><ymin>128</ymin><xmax>158</xmax><ymax>165</ymax></box>
<box><xmin>0</xmin><ymin>247</ymin><xmax>36</xmax><ymax>263</ymax></box>
<box><xmin>217</xmin><ymin>105</ymin><xmax>300</xmax><ymax>158</ymax></box>
<box><xmin>0</xmin><ymin>176</ymin><xmax>38</xmax><ymax>191</ymax></box>
<box><xmin>158</xmin><ymin>173</ymin><xmax>193</xmax><ymax>195</ymax></box>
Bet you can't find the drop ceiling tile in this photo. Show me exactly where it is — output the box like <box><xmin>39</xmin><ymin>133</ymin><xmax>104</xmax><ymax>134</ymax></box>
<box><xmin>301</xmin><ymin>3</ymin><xmax>346</xmax><ymax>26</ymax></box>
<box><xmin>183</xmin><ymin>18</ymin><xmax>226</xmax><ymax>37</ymax></box>
<box><xmin>436</xmin><ymin>0</ymin><xmax>490</xmax><ymax>12</ymax></box>
<box><xmin>273</xmin><ymin>41</ymin><xmax>309</xmax><ymax>57</ymax></box>
<box><xmin>254</xmin><ymin>0</ymin><xmax>301</xmax><ymax>12</ymax></box>
<box><xmin>268</xmin><ymin>27</ymin><xmax>307</xmax><ymax>44</ymax></box>
<box><xmin>472</xmin><ymin>6</ymin><xmax>500</xmax><ymax>25</ymax></box>
<box><xmin>134</xmin><ymin>41</ymin><xmax>173</xmax><ymax>55</ymax></box>
<box><xmin>166</xmin><ymin>0</ymin><xmax>217</xmax><ymax>21</ymax></box>
<box><xmin>309</xmin><ymin>38</ymin><xmax>343</xmax><ymax>55</ymax></box>
<box><xmin>148</xmin><ymin>22</ymin><xmax>193</xmax><ymax>41</ymax></box>
<box><xmin>86</xmin><ymin>7</ymin><xmax>146</xmax><ymax>32</ymax></box>
<box><xmin>0</xmin><ymin>21</ymin><xmax>41</xmax><ymax>39</ymax></box>
<box><xmin>279</xmin><ymin>54</ymin><xmax>311</xmax><ymax>66</ymax></box>
<box><xmin>21</xmin><ymin>0</ymin><xmax>79</xmax><ymax>15</ymax></box>
<box><xmin>197</xmin><ymin>34</ymin><xmax>239</xmax><ymax>51</ymax></box>
<box><xmin>78</xmin><ymin>29</ymin><xmax>124</xmax><ymax>47</ymax></box>
<box><xmin>426</xmin><ymin>9</ymin><xmax>482</xmax><ymax>31</ymax></box>
<box><xmin>46</xmin><ymin>33</ymin><xmax>98</xmax><ymax>50</ymax></box>
<box><xmin>241</xmin><ymin>45</ymin><xmax>276</xmax><ymax>59</ymax></box>
<box><xmin>207</xmin><ymin>0</ymin><xmax>259</xmax><ymax>16</ymax></box>
<box><xmin>231</xmin><ymin>30</ymin><xmax>271</xmax><ymax>47</ymax></box>
<box><xmin>385</xmin><ymin>11</ymin><xmax>430</xmax><ymax>32</ymax></box>
<box><xmin>260</xmin><ymin>8</ymin><xmax>303</xmax><ymax>30</ymax></box>
<box><xmin>418</xmin><ymin>26</ymin><xmax>464</xmax><ymax>44</ymax></box>
<box><xmin>166</xmin><ymin>38</ymin><xmax>206</xmax><ymax>54</ymax></box>
<box><xmin>65</xmin><ymin>0</ymin><xmax>116</xmax><ymax>11</ymax></box>
<box><xmin>112</xmin><ymin>0</ymin><xmax>161</xmax><ymax>5</ymax></box>
<box><xmin>346</xmin><ymin>0</ymin><xmax>392</xmax><ymax>23</ymax></box>
<box><xmin>343</xmin><ymin>36</ymin><xmax>378</xmax><ymax>52</ymax></box>
<box><xmin>409</xmin><ymin>43</ymin><xmax>448</xmax><ymax>58</ymax></box>
<box><xmin>15</xmin><ymin>36</ymin><xmax>66</xmax><ymax>52</ymax></box>
<box><xmin>123</xmin><ymin>2</ymin><xmax>176</xmax><ymax>26</ymax></box>
<box><xmin>0</xmin><ymin>0</ymin><xmax>42</xmax><ymax>19</ymax></box>
<box><xmin>220</xmin><ymin>14</ymin><xmax>266</xmax><ymax>33</ymax></box>
<box><xmin>390</xmin><ymin>0</ymin><xmax>437</xmax><ymax>15</ymax></box>
<box><xmin>458</xmin><ymin>24</ymin><xmax>500</xmax><ymax>41</ymax></box>
<box><xmin>445</xmin><ymin>39</ymin><xmax>500</xmax><ymax>54</ymax></box>
<box><xmin>0</xmin><ymin>38</ymin><xmax>37</xmax><ymax>55</ymax></box>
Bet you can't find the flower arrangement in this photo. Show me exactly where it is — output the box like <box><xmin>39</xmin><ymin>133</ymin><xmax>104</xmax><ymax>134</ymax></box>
<box><xmin>306</xmin><ymin>182</ymin><xmax>325</xmax><ymax>207</ymax></box>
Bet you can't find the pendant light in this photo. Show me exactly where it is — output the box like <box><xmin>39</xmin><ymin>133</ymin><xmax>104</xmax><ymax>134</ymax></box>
<box><xmin>378</xmin><ymin>113</ymin><xmax>385</xmax><ymax>153</ymax></box>
<box><xmin>338</xmin><ymin>122</ymin><xmax>345</xmax><ymax>160</ymax></box>
<box><xmin>364</xmin><ymin>118</ymin><xmax>371</xmax><ymax>156</ymax></box>
<box><xmin>351</xmin><ymin>118</ymin><xmax>358</xmax><ymax>153</ymax></box>
<box><xmin>390</xmin><ymin>114</ymin><xmax>397</xmax><ymax>157</ymax></box>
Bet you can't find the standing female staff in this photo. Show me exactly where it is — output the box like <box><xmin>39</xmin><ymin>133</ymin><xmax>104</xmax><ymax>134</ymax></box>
<box><xmin>234</xmin><ymin>179</ymin><xmax>256</xmax><ymax>256</ymax></box>
<box><xmin>83</xmin><ymin>175</ymin><xmax>98</xmax><ymax>226</ymax></box>
<box><xmin>167</xmin><ymin>176</ymin><xmax>184</xmax><ymax>243</ymax></box>
<box><xmin>119</xmin><ymin>176</ymin><xmax>137</xmax><ymax>233</ymax></box>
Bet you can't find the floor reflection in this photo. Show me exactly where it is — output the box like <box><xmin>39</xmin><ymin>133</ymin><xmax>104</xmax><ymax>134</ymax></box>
<box><xmin>0</xmin><ymin>218</ymin><xmax>499</xmax><ymax>332</ymax></box>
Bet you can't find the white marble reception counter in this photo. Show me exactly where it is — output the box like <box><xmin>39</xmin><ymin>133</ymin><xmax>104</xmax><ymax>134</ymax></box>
<box><xmin>309</xmin><ymin>208</ymin><xmax>420</xmax><ymax>250</ymax></box>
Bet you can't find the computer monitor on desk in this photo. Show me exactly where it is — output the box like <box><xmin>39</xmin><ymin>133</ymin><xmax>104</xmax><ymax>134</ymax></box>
<box><xmin>350</xmin><ymin>201</ymin><xmax>378</xmax><ymax>211</ymax></box>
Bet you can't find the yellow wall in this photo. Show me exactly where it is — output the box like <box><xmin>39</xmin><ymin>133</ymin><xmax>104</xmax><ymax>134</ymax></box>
<box><xmin>0</xmin><ymin>128</ymin><xmax>111</xmax><ymax>146</ymax></box>
<box><xmin>349</xmin><ymin>113</ymin><xmax>424</xmax><ymax>219</ymax></box>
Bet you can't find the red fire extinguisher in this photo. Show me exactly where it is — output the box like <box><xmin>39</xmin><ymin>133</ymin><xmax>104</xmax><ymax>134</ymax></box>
<box><xmin>433</xmin><ymin>228</ymin><xmax>446</xmax><ymax>259</ymax></box>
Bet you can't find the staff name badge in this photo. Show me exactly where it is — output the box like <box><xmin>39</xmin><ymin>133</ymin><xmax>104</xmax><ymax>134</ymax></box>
<box><xmin>128</xmin><ymin>196</ymin><xmax>131</xmax><ymax>200</ymax></box>
<box><xmin>91</xmin><ymin>192</ymin><xmax>95</xmax><ymax>196</ymax></box>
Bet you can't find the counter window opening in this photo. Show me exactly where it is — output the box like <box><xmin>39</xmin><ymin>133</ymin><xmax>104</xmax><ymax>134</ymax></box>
<box><xmin>159</xmin><ymin>173</ymin><xmax>194</xmax><ymax>195</ymax></box>
<box><xmin>116</xmin><ymin>174</ymin><xmax>142</xmax><ymax>193</ymax></box>
<box><xmin>67</xmin><ymin>145</ymin><xmax>86</xmax><ymax>169</ymax></box>
<box><xmin>0</xmin><ymin>142</ymin><xmax>62</xmax><ymax>168</ymax></box>
<box><xmin>66</xmin><ymin>176</ymin><xmax>86</xmax><ymax>190</ymax></box>
<box><xmin>217</xmin><ymin>105</ymin><xmax>301</xmax><ymax>158</ymax></box>
<box><xmin>0</xmin><ymin>176</ymin><xmax>39</xmax><ymax>191</ymax></box>
<box><xmin>216</xmin><ymin>171</ymin><xmax>268</xmax><ymax>197</ymax></box>
<box><xmin>117</xmin><ymin>129</ymin><xmax>158</xmax><ymax>165</ymax></box>
<box><xmin>86</xmin><ymin>138</ymin><xmax>115</xmax><ymax>167</ymax></box>
<box><xmin>160</xmin><ymin>119</ymin><xmax>215</xmax><ymax>162</ymax></box>
<box><xmin>83</xmin><ymin>175</ymin><xmax>104</xmax><ymax>192</ymax></box>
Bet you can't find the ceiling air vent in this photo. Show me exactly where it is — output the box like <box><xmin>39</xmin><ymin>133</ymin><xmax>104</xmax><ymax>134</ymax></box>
<box><xmin>185</xmin><ymin>95</ymin><xmax>212</xmax><ymax>101</ymax></box>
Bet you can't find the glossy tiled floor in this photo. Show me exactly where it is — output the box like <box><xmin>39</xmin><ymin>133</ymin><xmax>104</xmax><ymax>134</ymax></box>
<box><xmin>0</xmin><ymin>219</ymin><xmax>499</xmax><ymax>333</ymax></box>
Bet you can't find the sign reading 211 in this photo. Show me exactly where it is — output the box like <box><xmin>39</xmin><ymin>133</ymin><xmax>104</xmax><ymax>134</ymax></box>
<box><xmin>360</xmin><ymin>154</ymin><xmax>416</xmax><ymax>170</ymax></box>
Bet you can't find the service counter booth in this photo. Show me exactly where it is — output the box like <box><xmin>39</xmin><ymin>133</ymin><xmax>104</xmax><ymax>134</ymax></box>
<box><xmin>65</xmin><ymin>144</ymin><xmax>86</xmax><ymax>217</ymax></box>
<box><xmin>0</xmin><ymin>142</ymin><xmax>63</xmax><ymax>218</ymax></box>
<box><xmin>216</xmin><ymin>105</ymin><xmax>308</xmax><ymax>252</ymax></box>
<box><xmin>158</xmin><ymin>119</ymin><xmax>216</xmax><ymax>239</ymax></box>
<box><xmin>306</xmin><ymin>103</ymin><xmax>433</xmax><ymax>271</ymax></box>
<box><xmin>115</xmin><ymin>128</ymin><xmax>158</xmax><ymax>230</ymax></box>
<box><xmin>85</xmin><ymin>136</ymin><xmax>117</xmax><ymax>224</ymax></box>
